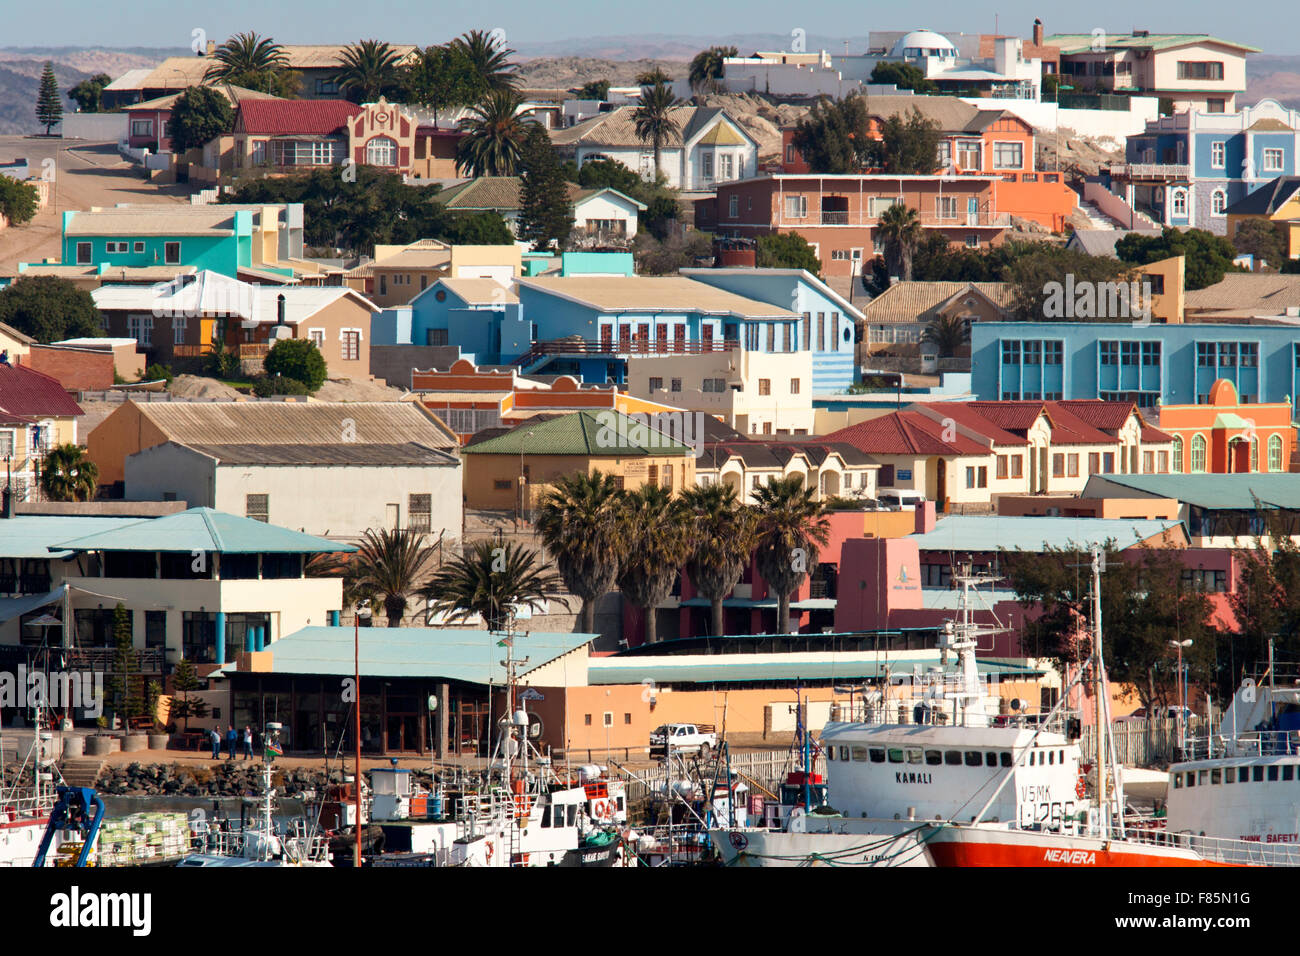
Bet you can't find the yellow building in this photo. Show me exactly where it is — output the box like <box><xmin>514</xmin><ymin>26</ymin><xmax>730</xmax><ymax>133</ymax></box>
<box><xmin>1225</xmin><ymin>176</ymin><xmax>1300</xmax><ymax>264</ymax></box>
<box><xmin>461</xmin><ymin>409</ymin><xmax>697</xmax><ymax>512</ymax></box>
<box><xmin>0</xmin><ymin>362</ymin><xmax>85</xmax><ymax>502</ymax></box>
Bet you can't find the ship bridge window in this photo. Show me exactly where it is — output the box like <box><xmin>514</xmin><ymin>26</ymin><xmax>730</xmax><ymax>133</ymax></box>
<box><xmin>1253</xmin><ymin>766</ymin><xmax>1264</xmax><ymax>782</ymax></box>
<box><xmin>1059</xmin><ymin>750</ymin><xmax>1065</xmax><ymax>764</ymax></box>
<box><xmin>1237</xmin><ymin>767</ymin><xmax>1248</xmax><ymax>784</ymax></box>
<box><xmin>838</xmin><ymin>746</ymin><xmax>849</xmax><ymax>761</ymax></box>
<box><xmin>925</xmin><ymin>750</ymin><xmax>943</xmax><ymax>766</ymax></box>
<box><xmin>888</xmin><ymin>748</ymin><xmax>904</xmax><ymax>763</ymax></box>
<box><xmin>1048</xmin><ymin>751</ymin><xmax>1055</xmax><ymax>765</ymax></box>
<box><xmin>944</xmin><ymin>751</ymin><xmax>962</xmax><ymax>766</ymax></box>
<box><xmin>964</xmin><ymin>751</ymin><xmax>982</xmax><ymax>767</ymax></box>
<box><xmin>1172</xmin><ymin>773</ymin><xmax>1182</xmax><ymax>789</ymax></box>
<box><xmin>985</xmin><ymin>752</ymin><xmax>997</xmax><ymax>767</ymax></box>
<box><xmin>1211</xmin><ymin>769</ymin><xmax>1221</xmax><ymax>784</ymax></box>
<box><xmin>906</xmin><ymin>748</ymin><xmax>923</xmax><ymax>764</ymax></box>
<box><xmin>1268</xmin><ymin>766</ymin><xmax>1279</xmax><ymax>782</ymax></box>
<box><xmin>852</xmin><ymin>746</ymin><xmax>869</xmax><ymax>762</ymax></box>
<box><xmin>1028</xmin><ymin>751</ymin><xmax>1035</xmax><ymax>766</ymax></box>
<box><xmin>1000</xmin><ymin>753</ymin><xmax>1013</xmax><ymax>767</ymax></box>
<box><xmin>869</xmin><ymin>748</ymin><xmax>885</xmax><ymax>763</ymax></box>
<box><xmin>1284</xmin><ymin>765</ymin><xmax>1294</xmax><ymax>781</ymax></box>
<box><xmin>1198</xmin><ymin>771</ymin><xmax>1209</xmax><ymax>786</ymax></box>
<box><xmin>1224</xmin><ymin>767</ymin><xmax>1235</xmax><ymax>783</ymax></box>
<box><xmin>1185</xmin><ymin>773</ymin><xmax>1195</xmax><ymax>787</ymax></box>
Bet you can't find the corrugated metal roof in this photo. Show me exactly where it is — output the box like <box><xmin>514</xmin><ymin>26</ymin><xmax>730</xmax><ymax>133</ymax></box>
<box><xmin>908</xmin><ymin>515</ymin><xmax>1186</xmax><ymax>552</ymax></box>
<box><xmin>51</xmin><ymin>507</ymin><xmax>355</xmax><ymax>555</ymax></box>
<box><xmin>861</xmin><ymin>281</ymin><xmax>1014</xmax><ymax>324</ymax></box>
<box><xmin>463</xmin><ymin>409</ymin><xmax>693</xmax><ymax>456</ymax></box>
<box><xmin>0</xmin><ymin>516</ymin><xmax>144</xmax><ymax>559</ymax></box>
<box><xmin>66</xmin><ymin>207</ymin><xmax>239</xmax><ymax>237</ymax></box>
<box><xmin>181</xmin><ymin>441</ymin><xmax>458</xmax><ymax>466</ymax></box>
<box><xmin>1083</xmin><ymin>473</ymin><xmax>1300</xmax><ymax>511</ymax></box>
<box><xmin>1047</xmin><ymin>33</ymin><xmax>1259</xmax><ymax>53</ymax></box>
<box><xmin>122</xmin><ymin>401</ymin><xmax>457</xmax><ymax>449</ymax></box>
<box><xmin>588</xmin><ymin>653</ymin><xmax>1041</xmax><ymax>685</ymax></box>
<box><xmin>216</xmin><ymin>625</ymin><xmax>590</xmax><ymax>682</ymax></box>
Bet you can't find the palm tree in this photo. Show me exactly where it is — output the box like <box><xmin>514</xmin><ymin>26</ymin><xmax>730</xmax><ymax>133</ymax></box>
<box><xmin>333</xmin><ymin>39</ymin><xmax>403</xmax><ymax>102</ymax></box>
<box><xmin>203</xmin><ymin>32</ymin><xmax>291</xmax><ymax>94</ymax></box>
<box><xmin>752</xmin><ymin>475</ymin><xmax>830</xmax><ymax>635</ymax></box>
<box><xmin>921</xmin><ymin>312</ymin><xmax>971</xmax><ymax>357</ymax></box>
<box><xmin>682</xmin><ymin>484</ymin><xmax>758</xmax><ymax>639</ymax></box>
<box><xmin>633</xmin><ymin>80</ymin><xmax>682</xmax><ymax>183</ymax></box>
<box><xmin>635</xmin><ymin>68</ymin><xmax>672</xmax><ymax>86</ymax></box>
<box><xmin>876</xmin><ymin>203</ymin><xmax>924</xmax><ymax>281</ymax></box>
<box><xmin>534</xmin><ymin>471</ymin><xmax>624</xmax><ymax>634</ymax></box>
<box><xmin>688</xmin><ymin>46</ymin><xmax>737</xmax><ymax>94</ymax></box>
<box><xmin>40</xmin><ymin>444</ymin><xmax>98</xmax><ymax>502</ymax></box>
<box><xmin>452</xmin><ymin>29</ymin><xmax>518</xmax><ymax>92</ymax></box>
<box><xmin>457</xmin><ymin>89</ymin><xmax>531</xmax><ymax>176</ymax></box>
<box><xmin>426</xmin><ymin>539</ymin><xmax>568</xmax><ymax>632</ymax></box>
<box><xmin>617</xmin><ymin>485</ymin><xmax>693</xmax><ymax>645</ymax></box>
<box><xmin>351</xmin><ymin>527</ymin><xmax>437</xmax><ymax>627</ymax></box>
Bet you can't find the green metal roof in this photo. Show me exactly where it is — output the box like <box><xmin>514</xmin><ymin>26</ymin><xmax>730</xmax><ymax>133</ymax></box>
<box><xmin>463</xmin><ymin>410</ymin><xmax>693</xmax><ymax>457</ymax></box>
<box><xmin>0</xmin><ymin>516</ymin><xmax>144</xmax><ymax>559</ymax></box>
<box><xmin>588</xmin><ymin>654</ymin><xmax>1043</xmax><ymax>686</ymax></box>
<box><xmin>214</xmin><ymin>626</ymin><xmax>593</xmax><ymax>682</ymax></box>
<box><xmin>1084</xmin><ymin>473</ymin><xmax>1300</xmax><ymax>511</ymax></box>
<box><xmin>50</xmin><ymin>508</ymin><xmax>355</xmax><ymax>555</ymax></box>
<box><xmin>1047</xmin><ymin>33</ymin><xmax>1260</xmax><ymax>54</ymax></box>
<box><xmin>908</xmin><ymin>515</ymin><xmax>1185</xmax><ymax>553</ymax></box>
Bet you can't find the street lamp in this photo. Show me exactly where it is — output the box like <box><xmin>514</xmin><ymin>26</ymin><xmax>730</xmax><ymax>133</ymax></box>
<box><xmin>1169</xmin><ymin>639</ymin><xmax>1193</xmax><ymax>752</ymax></box>
<box><xmin>517</xmin><ymin>430</ymin><xmax>535</xmax><ymax>526</ymax></box>
<box><xmin>353</xmin><ymin>599</ymin><xmax>372</xmax><ymax>867</ymax></box>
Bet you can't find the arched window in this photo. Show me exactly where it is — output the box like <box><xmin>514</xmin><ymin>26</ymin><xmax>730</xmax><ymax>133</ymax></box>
<box><xmin>1190</xmin><ymin>434</ymin><xmax>1207</xmax><ymax>472</ymax></box>
<box><xmin>1171</xmin><ymin>188</ymin><xmax>1188</xmax><ymax>218</ymax></box>
<box><xmin>1269</xmin><ymin>434</ymin><xmax>1283</xmax><ymax>472</ymax></box>
<box><xmin>1172</xmin><ymin>436</ymin><xmax>1183</xmax><ymax>472</ymax></box>
<box><xmin>366</xmin><ymin>136</ymin><xmax>398</xmax><ymax>166</ymax></box>
<box><xmin>1211</xmin><ymin>188</ymin><xmax>1227</xmax><ymax>216</ymax></box>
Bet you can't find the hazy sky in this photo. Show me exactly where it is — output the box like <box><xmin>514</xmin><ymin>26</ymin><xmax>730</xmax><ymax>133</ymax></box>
<box><xmin>3</xmin><ymin>0</ymin><xmax>1295</xmax><ymax>55</ymax></box>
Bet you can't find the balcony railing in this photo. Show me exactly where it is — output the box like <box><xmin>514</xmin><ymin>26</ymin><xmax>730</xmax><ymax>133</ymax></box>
<box><xmin>821</xmin><ymin>211</ymin><xmax>849</xmax><ymax>225</ymax></box>
<box><xmin>786</xmin><ymin>210</ymin><xmax>1012</xmax><ymax>228</ymax></box>
<box><xmin>511</xmin><ymin>338</ymin><xmax>741</xmax><ymax>366</ymax></box>
<box><xmin>1107</xmin><ymin>163</ymin><xmax>1191</xmax><ymax>180</ymax></box>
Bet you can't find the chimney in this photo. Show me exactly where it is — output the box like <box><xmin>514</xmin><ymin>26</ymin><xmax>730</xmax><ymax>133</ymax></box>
<box><xmin>1032</xmin><ymin>18</ymin><xmax>1044</xmax><ymax>46</ymax></box>
<box><xmin>277</xmin><ymin>293</ymin><xmax>286</xmax><ymax>326</ymax></box>
<box><xmin>914</xmin><ymin>500</ymin><xmax>936</xmax><ymax>534</ymax></box>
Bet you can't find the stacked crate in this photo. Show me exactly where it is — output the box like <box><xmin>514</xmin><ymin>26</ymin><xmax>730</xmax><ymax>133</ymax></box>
<box><xmin>94</xmin><ymin>813</ymin><xmax>191</xmax><ymax>866</ymax></box>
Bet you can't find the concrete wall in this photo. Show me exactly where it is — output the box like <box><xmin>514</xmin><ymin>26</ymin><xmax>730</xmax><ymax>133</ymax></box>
<box><xmin>464</xmin><ymin>452</ymin><xmax>696</xmax><ymax>511</ymax></box>
<box><xmin>964</xmin><ymin>96</ymin><xmax>1160</xmax><ymax>142</ymax></box>
<box><xmin>62</xmin><ymin>113</ymin><xmax>129</xmax><ymax>140</ymax></box>
<box><xmin>370</xmin><ymin>344</ymin><xmax>462</xmax><ymax>387</ymax></box>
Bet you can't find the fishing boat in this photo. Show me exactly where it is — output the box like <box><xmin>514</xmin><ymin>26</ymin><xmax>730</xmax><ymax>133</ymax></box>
<box><xmin>1</xmin><ymin>710</ymin><xmax>61</xmax><ymax>868</ymax></box>
<box><xmin>177</xmin><ymin>723</ymin><xmax>331</xmax><ymax>867</ymax></box>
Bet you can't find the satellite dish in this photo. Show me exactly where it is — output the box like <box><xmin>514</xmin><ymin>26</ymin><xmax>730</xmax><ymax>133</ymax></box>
<box><xmin>427</xmin><ymin>695</ymin><xmax>438</xmax><ymax>711</ymax></box>
<box><xmin>1009</xmin><ymin>698</ymin><xmax>1025</xmax><ymax>712</ymax></box>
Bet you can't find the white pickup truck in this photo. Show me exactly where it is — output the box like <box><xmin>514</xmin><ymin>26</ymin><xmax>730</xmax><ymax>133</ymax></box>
<box><xmin>649</xmin><ymin>723</ymin><xmax>717</xmax><ymax>757</ymax></box>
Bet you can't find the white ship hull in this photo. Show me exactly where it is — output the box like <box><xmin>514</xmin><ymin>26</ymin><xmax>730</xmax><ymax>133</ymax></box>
<box><xmin>0</xmin><ymin>818</ymin><xmax>52</xmax><ymax>867</ymax></box>
<box><xmin>712</xmin><ymin>818</ymin><xmax>934</xmax><ymax>867</ymax></box>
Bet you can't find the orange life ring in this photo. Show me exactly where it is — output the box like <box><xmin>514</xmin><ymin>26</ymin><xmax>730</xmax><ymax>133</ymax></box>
<box><xmin>486</xmin><ymin>842</ymin><xmax>495</xmax><ymax>862</ymax></box>
<box><xmin>1076</xmin><ymin>775</ymin><xmax>1087</xmax><ymax>800</ymax></box>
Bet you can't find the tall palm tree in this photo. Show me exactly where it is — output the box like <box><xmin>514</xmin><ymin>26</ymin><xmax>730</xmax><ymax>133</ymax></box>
<box><xmin>633</xmin><ymin>80</ymin><xmax>682</xmax><ymax>183</ymax></box>
<box><xmin>617</xmin><ymin>485</ymin><xmax>693</xmax><ymax>645</ymax></box>
<box><xmin>535</xmin><ymin>471</ymin><xmax>625</xmax><ymax>634</ymax></box>
<box><xmin>40</xmin><ymin>444</ymin><xmax>98</xmax><ymax>502</ymax></box>
<box><xmin>457</xmin><ymin>89</ymin><xmax>531</xmax><ymax>176</ymax></box>
<box><xmin>352</xmin><ymin>527</ymin><xmax>437</xmax><ymax>627</ymax></box>
<box><xmin>752</xmin><ymin>475</ymin><xmax>830</xmax><ymax>635</ymax></box>
<box><xmin>876</xmin><ymin>203</ymin><xmax>924</xmax><ymax>281</ymax></box>
<box><xmin>921</xmin><ymin>312</ymin><xmax>971</xmax><ymax>357</ymax></box>
<box><xmin>688</xmin><ymin>46</ymin><xmax>737</xmax><ymax>93</ymax></box>
<box><xmin>452</xmin><ymin>29</ymin><xmax>518</xmax><ymax>92</ymax></box>
<box><xmin>682</xmin><ymin>484</ymin><xmax>758</xmax><ymax>639</ymax></box>
<box><xmin>203</xmin><ymin>32</ymin><xmax>291</xmax><ymax>94</ymax></box>
<box><xmin>333</xmin><ymin>39</ymin><xmax>403</xmax><ymax>102</ymax></box>
<box><xmin>426</xmin><ymin>540</ymin><xmax>568</xmax><ymax>632</ymax></box>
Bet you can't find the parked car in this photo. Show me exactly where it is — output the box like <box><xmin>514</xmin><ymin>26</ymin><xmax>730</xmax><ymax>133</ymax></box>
<box><xmin>649</xmin><ymin>723</ymin><xmax>717</xmax><ymax>758</ymax></box>
<box><xmin>877</xmin><ymin>491</ymin><xmax>926</xmax><ymax>510</ymax></box>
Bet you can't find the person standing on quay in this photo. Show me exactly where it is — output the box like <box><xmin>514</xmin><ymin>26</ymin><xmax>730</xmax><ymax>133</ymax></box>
<box><xmin>226</xmin><ymin>724</ymin><xmax>237</xmax><ymax>760</ymax></box>
<box><xmin>242</xmin><ymin>726</ymin><xmax>254</xmax><ymax>760</ymax></box>
<box><xmin>210</xmin><ymin>726</ymin><xmax>221</xmax><ymax>759</ymax></box>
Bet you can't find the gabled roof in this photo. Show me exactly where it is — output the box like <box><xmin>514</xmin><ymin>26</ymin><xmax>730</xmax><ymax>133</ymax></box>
<box><xmin>435</xmin><ymin>177</ymin><xmax>646</xmax><ymax>213</ymax></box>
<box><xmin>178</xmin><ymin>441</ymin><xmax>458</xmax><ymax>467</ymax></box>
<box><xmin>861</xmin><ymin>281</ymin><xmax>1014</xmax><ymax>324</ymax></box>
<box><xmin>1222</xmin><ymin>176</ymin><xmax>1300</xmax><ymax>217</ymax></box>
<box><xmin>127</xmin><ymin>85</ymin><xmax>282</xmax><ymax>112</ymax></box>
<box><xmin>699</xmin><ymin>440</ymin><xmax>876</xmax><ymax>469</ymax></box>
<box><xmin>1185</xmin><ymin>273</ymin><xmax>1300</xmax><ymax>316</ymax></box>
<box><xmin>51</xmin><ymin>507</ymin><xmax>355</xmax><ymax>555</ymax></box>
<box><xmin>435</xmin><ymin>278</ymin><xmax>519</xmax><ymax>306</ymax></box>
<box><xmin>463</xmin><ymin>409</ymin><xmax>693</xmax><ymax>456</ymax></box>
<box><xmin>1047</xmin><ymin>33</ymin><xmax>1259</xmax><ymax>54</ymax></box>
<box><xmin>0</xmin><ymin>362</ymin><xmax>84</xmax><ymax>418</ymax></box>
<box><xmin>111</xmin><ymin>401</ymin><xmax>457</xmax><ymax>449</ymax></box>
<box><xmin>515</xmin><ymin>275</ymin><xmax>798</xmax><ymax>319</ymax></box>
<box><xmin>235</xmin><ymin>99</ymin><xmax>361</xmax><ymax>136</ymax></box>
<box><xmin>826</xmin><ymin>410</ymin><xmax>988</xmax><ymax>456</ymax></box>
<box><xmin>550</xmin><ymin>106</ymin><xmax>756</xmax><ymax>151</ymax></box>
<box><xmin>65</xmin><ymin>206</ymin><xmax>242</xmax><ymax>237</ymax></box>
<box><xmin>1066</xmin><ymin>229</ymin><xmax>1163</xmax><ymax>259</ymax></box>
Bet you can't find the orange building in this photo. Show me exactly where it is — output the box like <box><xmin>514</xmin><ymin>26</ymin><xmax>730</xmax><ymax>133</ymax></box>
<box><xmin>1156</xmin><ymin>379</ymin><xmax>1296</xmax><ymax>474</ymax></box>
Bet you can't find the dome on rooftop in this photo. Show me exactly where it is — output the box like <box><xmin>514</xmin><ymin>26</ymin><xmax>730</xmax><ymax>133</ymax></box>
<box><xmin>890</xmin><ymin>29</ymin><xmax>959</xmax><ymax>60</ymax></box>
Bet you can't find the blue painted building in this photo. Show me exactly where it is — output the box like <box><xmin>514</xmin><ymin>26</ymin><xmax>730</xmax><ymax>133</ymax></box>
<box><xmin>972</xmin><ymin>321</ymin><xmax>1300</xmax><ymax>415</ymax></box>
<box><xmin>1108</xmin><ymin>99</ymin><xmax>1300</xmax><ymax>234</ymax></box>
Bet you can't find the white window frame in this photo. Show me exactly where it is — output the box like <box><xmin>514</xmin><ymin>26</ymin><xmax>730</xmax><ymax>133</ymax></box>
<box><xmin>701</xmin><ymin>152</ymin><xmax>714</xmax><ymax>179</ymax></box>
<box><xmin>1170</xmin><ymin>188</ymin><xmax>1188</xmax><ymax>218</ymax></box>
<box><xmin>340</xmin><ymin>327</ymin><xmax>363</xmax><ymax>361</ymax></box>
<box><xmin>308</xmin><ymin>328</ymin><xmax>325</xmax><ymax>349</ymax></box>
<box><xmin>1263</xmin><ymin>148</ymin><xmax>1284</xmax><ymax>173</ymax></box>
<box><xmin>1210</xmin><ymin>141</ymin><xmax>1225</xmax><ymax>169</ymax></box>
<box><xmin>784</xmin><ymin>195</ymin><xmax>808</xmax><ymax>219</ymax></box>
<box><xmin>991</xmin><ymin>141</ymin><xmax>1023</xmax><ymax>170</ymax></box>
<box><xmin>728</xmin><ymin>195</ymin><xmax>739</xmax><ymax>218</ymax></box>
<box><xmin>935</xmin><ymin>195</ymin><xmax>958</xmax><ymax>220</ymax></box>
<box><xmin>0</xmin><ymin>428</ymin><xmax>16</xmax><ymax>459</ymax></box>
<box><xmin>1211</xmin><ymin>188</ymin><xmax>1227</xmax><ymax>216</ymax></box>
<box><xmin>868</xmin><ymin>197</ymin><xmax>899</xmax><ymax>219</ymax></box>
<box><xmin>174</xmin><ymin>316</ymin><xmax>187</xmax><ymax>345</ymax></box>
<box><xmin>366</xmin><ymin>137</ymin><xmax>398</xmax><ymax>167</ymax></box>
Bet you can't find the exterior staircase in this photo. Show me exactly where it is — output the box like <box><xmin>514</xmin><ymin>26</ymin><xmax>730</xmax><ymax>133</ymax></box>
<box><xmin>1075</xmin><ymin>200</ymin><xmax>1121</xmax><ymax>230</ymax></box>
<box><xmin>59</xmin><ymin>758</ymin><xmax>106</xmax><ymax>788</ymax></box>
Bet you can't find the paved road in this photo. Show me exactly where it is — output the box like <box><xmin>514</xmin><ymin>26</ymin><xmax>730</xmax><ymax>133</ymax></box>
<box><xmin>0</xmin><ymin>136</ymin><xmax>192</xmax><ymax>274</ymax></box>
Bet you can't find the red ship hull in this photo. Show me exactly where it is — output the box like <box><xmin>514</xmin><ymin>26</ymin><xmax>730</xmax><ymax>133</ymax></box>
<box><xmin>926</xmin><ymin>828</ymin><xmax>1243</xmax><ymax>867</ymax></box>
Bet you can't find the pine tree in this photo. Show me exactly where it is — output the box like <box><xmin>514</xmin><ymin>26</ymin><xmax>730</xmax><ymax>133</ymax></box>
<box><xmin>110</xmin><ymin>602</ymin><xmax>138</xmax><ymax>721</ymax></box>
<box><xmin>518</xmin><ymin>125</ymin><xmax>573</xmax><ymax>253</ymax></box>
<box><xmin>35</xmin><ymin>62</ymin><xmax>63</xmax><ymax>135</ymax></box>
<box><xmin>170</xmin><ymin>657</ymin><xmax>208</xmax><ymax>731</ymax></box>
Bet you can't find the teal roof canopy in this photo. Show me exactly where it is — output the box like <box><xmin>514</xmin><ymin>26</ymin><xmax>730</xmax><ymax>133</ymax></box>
<box><xmin>50</xmin><ymin>507</ymin><xmax>355</xmax><ymax>555</ymax></box>
<box><xmin>1083</xmin><ymin>473</ymin><xmax>1300</xmax><ymax>511</ymax></box>
<box><xmin>908</xmin><ymin>515</ymin><xmax>1185</xmax><ymax>553</ymax></box>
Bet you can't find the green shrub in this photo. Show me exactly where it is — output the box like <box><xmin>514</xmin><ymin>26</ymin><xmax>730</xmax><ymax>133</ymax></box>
<box><xmin>264</xmin><ymin>338</ymin><xmax>327</xmax><ymax>392</ymax></box>
<box><xmin>252</xmin><ymin>375</ymin><xmax>309</xmax><ymax>397</ymax></box>
<box><xmin>205</xmin><ymin>346</ymin><xmax>242</xmax><ymax>380</ymax></box>
<box><xmin>141</xmin><ymin>363</ymin><xmax>174</xmax><ymax>384</ymax></box>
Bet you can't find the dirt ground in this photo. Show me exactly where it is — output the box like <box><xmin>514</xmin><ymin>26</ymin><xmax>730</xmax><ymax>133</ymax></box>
<box><xmin>0</xmin><ymin>137</ymin><xmax>192</xmax><ymax>274</ymax></box>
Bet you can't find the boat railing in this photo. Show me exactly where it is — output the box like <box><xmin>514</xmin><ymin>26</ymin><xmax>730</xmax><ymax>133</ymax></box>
<box><xmin>456</xmin><ymin>790</ymin><xmax>513</xmax><ymax>839</ymax></box>
<box><xmin>1183</xmin><ymin>729</ymin><xmax>1300</xmax><ymax>760</ymax></box>
<box><xmin>0</xmin><ymin>792</ymin><xmax>56</xmax><ymax>822</ymax></box>
<box><xmin>1126</xmin><ymin>825</ymin><xmax>1300</xmax><ymax>867</ymax></box>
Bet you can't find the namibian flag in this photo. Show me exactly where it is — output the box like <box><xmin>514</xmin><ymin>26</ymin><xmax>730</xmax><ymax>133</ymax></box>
<box><xmin>265</xmin><ymin>740</ymin><xmax>283</xmax><ymax>759</ymax></box>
